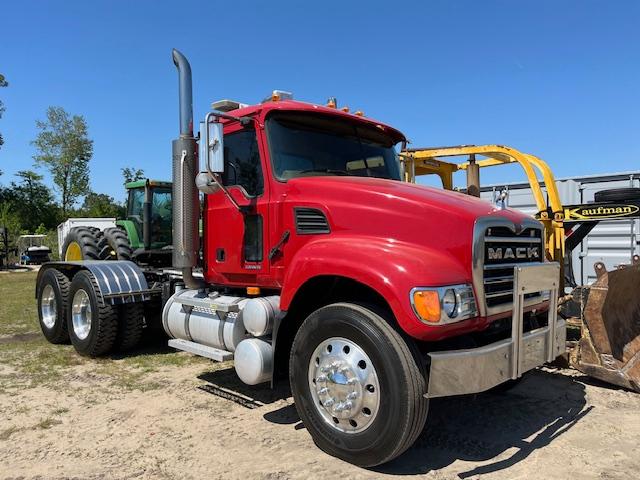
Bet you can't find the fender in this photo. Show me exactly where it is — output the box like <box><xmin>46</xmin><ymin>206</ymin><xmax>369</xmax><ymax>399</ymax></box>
<box><xmin>36</xmin><ymin>260</ymin><xmax>153</xmax><ymax>306</ymax></box>
<box><xmin>280</xmin><ymin>235</ymin><xmax>480</xmax><ymax>340</ymax></box>
<box><xmin>116</xmin><ymin>219</ymin><xmax>141</xmax><ymax>249</ymax></box>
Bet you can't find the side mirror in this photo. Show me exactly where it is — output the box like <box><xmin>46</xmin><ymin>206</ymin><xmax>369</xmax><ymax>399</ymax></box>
<box><xmin>199</xmin><ymin>119</ymin><xmax>224</xmax><ymax>173</ymax></box>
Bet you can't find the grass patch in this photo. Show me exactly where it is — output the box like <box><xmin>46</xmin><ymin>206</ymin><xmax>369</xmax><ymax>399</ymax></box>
<box><xmin>36</xmin><ymin>417</ymin><xmax>62</xmax><ymax>430</ymax></box>
<box><xmin>0</xmin><ymin>270</ymin><xmax>211</xmax><ymax>393</ymax></box>
<box><xmin>0</xmin><ymin>271</ymin><xmax>39</xmax><ymax>336</ymax></box>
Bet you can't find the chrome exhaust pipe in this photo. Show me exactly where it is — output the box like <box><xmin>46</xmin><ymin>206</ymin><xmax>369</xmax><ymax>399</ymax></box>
<box><xmin>172</xmin><ymin>49</ymin><xmax>203</xmax><ymax>289</ymax></box>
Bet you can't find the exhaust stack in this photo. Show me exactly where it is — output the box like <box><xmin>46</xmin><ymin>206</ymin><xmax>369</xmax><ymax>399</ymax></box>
<box><xmin>172</xmin><ymin>49</ymin><xmax>202</xmax><ymax>289</ymax></box>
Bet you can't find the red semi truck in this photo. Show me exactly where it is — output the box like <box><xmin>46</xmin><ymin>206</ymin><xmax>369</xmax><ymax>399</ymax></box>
<box><xmin>36</xmin><ymin>50</ymin><xmax>565</xmax><ymax>467</ymax></box>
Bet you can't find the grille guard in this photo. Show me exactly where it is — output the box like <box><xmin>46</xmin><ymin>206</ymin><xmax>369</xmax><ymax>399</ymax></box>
<box><xmin>426</xmin><ymin>263</ymin><xmax>564</xmax><ymax>398</ymax></box>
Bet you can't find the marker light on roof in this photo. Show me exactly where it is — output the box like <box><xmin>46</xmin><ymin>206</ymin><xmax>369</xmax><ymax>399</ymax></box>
<box><xmin>341</xmin><ymin>106</ymin><xmax>350</xmax><ymax>113</ymax></box>
<box><xmin>262</xmin><ymin>90</ymin><xmax>293</xmax><ymax>103</ymax></box>
<box><xmin>326</xmin><ymin>97</ymin><xmax>337</xmax><ymax>108</ymax></box>
<box><xmin>355</xmin><ymin>110</ymin><xmax>364</xmax><ymax>117</ymax></box>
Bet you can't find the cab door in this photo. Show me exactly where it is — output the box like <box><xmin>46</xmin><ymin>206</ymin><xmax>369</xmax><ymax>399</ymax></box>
<box><xmin>204</xmin><ymin>122</ymin><xmax>270</xmax><ymax>286</ymax></box>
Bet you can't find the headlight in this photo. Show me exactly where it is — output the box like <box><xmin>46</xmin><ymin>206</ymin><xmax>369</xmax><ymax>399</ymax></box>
<box><xmin>411</xmin><ymin>284</ymin><xmax>478</xmax><ymax>325</ymax></box>
<box><xmin>442</xmin><ymin>289</ymin><xmax>457</xmax><ymax>318</ymax></box>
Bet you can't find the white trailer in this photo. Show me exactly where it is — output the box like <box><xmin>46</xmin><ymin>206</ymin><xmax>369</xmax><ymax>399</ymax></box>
<box><xmin>56</xmin><ymin>218</ymin><xmax>116</xmax><ymax>257</ymax></box>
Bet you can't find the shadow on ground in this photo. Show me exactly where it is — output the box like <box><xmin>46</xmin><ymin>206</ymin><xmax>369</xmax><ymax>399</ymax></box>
<box><xmin>192</xmin><ymin>365</ymin><xmax>591</xmax><ymax>477</ymax></box>
<box><xmin>106</xmin><ymin>332</ymin><xmax>177</xmax><ymax>359</ymax></box>
<box><xmin>197</xmin><ymin>367</ymin><xmax>291</xmax><ymax>409</ymax></box>
<box><xmin>376</xmin><ymin>368</ymin><xmax>591</xmax><ymax>477</ymax></box>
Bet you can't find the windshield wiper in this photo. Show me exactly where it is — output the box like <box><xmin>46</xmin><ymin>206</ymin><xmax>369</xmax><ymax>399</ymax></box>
<box><xmin>299</xmin><ymin>168</ymin><xmax>351</xmax><ymax>176</ymax></box>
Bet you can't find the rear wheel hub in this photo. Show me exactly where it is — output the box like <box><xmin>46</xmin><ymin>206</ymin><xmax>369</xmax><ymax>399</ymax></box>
<box><xmin>40</xmin><ymin>284</ymin><xmax>57</xmax><ymax>329</ymax></box>
<box><xmin>71</xmin><ymin>289</ymin><xmax>92</xmax><ymax>340</ymax></box>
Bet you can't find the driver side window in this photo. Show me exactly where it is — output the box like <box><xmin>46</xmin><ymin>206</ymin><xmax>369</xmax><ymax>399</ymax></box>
<box><xmin>222</xmin><ymin>128</ymin><xmax>264</xmax><ymax>197</ymax></box>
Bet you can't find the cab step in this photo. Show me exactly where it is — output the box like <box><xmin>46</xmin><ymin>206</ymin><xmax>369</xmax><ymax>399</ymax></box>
<box><xmin>168</xmin><ymin>338</ymin><xmax>233</xmax><ymax>361</ymax></box>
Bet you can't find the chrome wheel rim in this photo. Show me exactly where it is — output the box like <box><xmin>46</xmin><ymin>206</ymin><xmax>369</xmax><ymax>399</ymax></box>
<box><xmin>71</xmin><ymin>289</ymin><xmax>92</xmax><ymax>340</ymax></box>
<box><xmin>308</xmin><ymin>336</ymin><xmax>380</xmax><ymax>434</ymax></box>
<box><xmin>40</xmin><ymin>285</ymin><xmax>57</xmax><ymax>329</ymax></box>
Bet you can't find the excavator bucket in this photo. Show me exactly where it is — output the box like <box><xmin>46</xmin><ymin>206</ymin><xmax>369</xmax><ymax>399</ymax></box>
<box><xmin>568</xmin><ymin>257</ymin><xmax>640</xmax><ymax>392</ymax></box>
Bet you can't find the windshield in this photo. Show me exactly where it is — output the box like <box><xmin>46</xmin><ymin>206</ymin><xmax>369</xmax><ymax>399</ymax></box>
<box><xmin>266</xmin><ymin>112</ymin><xmax>402</xmax><ymax>181</ymax></box>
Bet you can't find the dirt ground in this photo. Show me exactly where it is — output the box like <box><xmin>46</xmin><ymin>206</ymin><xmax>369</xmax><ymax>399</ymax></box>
<box><xmin>1</xmin><ymin>271</ymin><xmax>639</xmax><ymax>480</ymax></box>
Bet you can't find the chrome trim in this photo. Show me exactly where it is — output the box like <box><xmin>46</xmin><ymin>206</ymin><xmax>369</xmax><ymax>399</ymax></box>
<box><xmin>484</xmin><ymin>236</ymin><xmax>541</xmax><ymax>244</ymax></box>
<box><xmin>472</xmin><ymin>216</ymin><xmax>544</xmax><ymax>317</ymax></box>
<box><xmin>483</xmin><ymin>275</ymin><xmax>513</xmax><ymax>285</ymax></box>
<box><xmin>410</xmin><ymin>284</ymin><xmax>478</xmax><ymax>325</ymax></box>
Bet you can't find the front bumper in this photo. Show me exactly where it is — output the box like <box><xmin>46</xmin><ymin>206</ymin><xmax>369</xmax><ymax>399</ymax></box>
<box><xmin>426</xmin><ymin>263</ymin><xmax>565</xmax><ymax>398</ymax></box>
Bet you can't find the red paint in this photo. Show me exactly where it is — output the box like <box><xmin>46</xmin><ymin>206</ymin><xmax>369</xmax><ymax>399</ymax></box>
<box><xmin>202</xmin><ymin>100</ymin><xmax>539</xmax><ymax>341</ymax></box>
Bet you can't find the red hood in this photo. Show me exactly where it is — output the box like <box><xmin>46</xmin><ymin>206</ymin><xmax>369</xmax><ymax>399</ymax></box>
<box><xmin>285</xmin><ymin>176</ymin><xmax>528</xmax><ymax>223</ymax></box>
<box><xmin>283</xmin><ymin>176</ymin><xmax>536</xmax><ymax>281</ymax></box>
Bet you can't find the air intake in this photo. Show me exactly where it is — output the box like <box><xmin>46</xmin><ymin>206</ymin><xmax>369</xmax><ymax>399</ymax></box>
<box><xmin>294</xmin><ymin>208</ymin><xmax>330</xmax><ymax>235</ymax></box>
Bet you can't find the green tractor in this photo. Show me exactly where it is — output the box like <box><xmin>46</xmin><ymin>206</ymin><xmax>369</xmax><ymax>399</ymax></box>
<box><xmin>60</xmin><ymin>180</ymin><xmax>173</xmax><ymax>266</ymax></box>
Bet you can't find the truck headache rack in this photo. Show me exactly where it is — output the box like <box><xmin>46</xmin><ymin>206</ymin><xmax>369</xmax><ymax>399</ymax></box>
<box><xmin>426</xmin><ymin>263</ymin><xmax>564</xmax><ymax>398</ymax></box>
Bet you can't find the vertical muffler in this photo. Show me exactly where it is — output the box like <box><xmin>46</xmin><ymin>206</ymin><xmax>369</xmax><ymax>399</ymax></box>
<box><xmin>172</xmin><ymin>49</ymin><xmax>202</xmax><ymax>289</ymax></box>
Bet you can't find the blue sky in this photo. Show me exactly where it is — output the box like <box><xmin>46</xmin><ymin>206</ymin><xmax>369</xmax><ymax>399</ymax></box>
<box><xmin>1</xmin><ymin>0</ymin><xmax>639</xmax><ymax>202</ymax></box>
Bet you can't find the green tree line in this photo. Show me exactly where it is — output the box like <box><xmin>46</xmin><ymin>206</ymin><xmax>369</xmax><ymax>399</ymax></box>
<box><xmin>0</xmin><ymin>98</ymin><xmax>143</xmax><ymax>261</ymax></box>
<box><xmin>1</xmin><ymin>105</ymin><xmax>128</xmax><ymax>232</ymax></box>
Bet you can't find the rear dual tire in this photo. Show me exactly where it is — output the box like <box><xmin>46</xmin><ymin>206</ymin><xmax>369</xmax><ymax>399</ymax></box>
<box><xmin>37</xmin><ymin>269</ymin><xmax>71</xmax><ymax>344</ymax></box>
<box><xmin>67</xmin><ymin>271</ymin><xmax>118</xmax><ymax>356</ymax></box>
<box><xmin>289</xmin><ymin>303</ymin><xmax>428</xmax><ymax>467</ymax></box>
<box><xmin>63</xmin><ymin>271</ymin><xmax>144</xmax><ymax>357</ymax></box>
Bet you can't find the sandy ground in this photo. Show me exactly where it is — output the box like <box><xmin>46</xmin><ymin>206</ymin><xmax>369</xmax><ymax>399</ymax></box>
<box><xmin>1</xmin><ymin>357</ymin><xmax>639</xmax><ymax>480</ymax></box>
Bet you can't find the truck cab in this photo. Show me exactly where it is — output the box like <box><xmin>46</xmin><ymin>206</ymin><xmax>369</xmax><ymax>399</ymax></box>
<box><xmin>35</xmin><ymin>50</ymin><xmax>565</xmax><ymax>468</ymax></box>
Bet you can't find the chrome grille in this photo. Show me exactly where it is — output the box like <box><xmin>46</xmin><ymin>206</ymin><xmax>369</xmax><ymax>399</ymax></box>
<box><xmin>483</xmin><ymin>226</ymin><xmax>544</xmax><ymax>308</ymax></box>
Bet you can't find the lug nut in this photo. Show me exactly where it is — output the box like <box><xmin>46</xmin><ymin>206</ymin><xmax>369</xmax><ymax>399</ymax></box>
<box><xmin>324</xmin><ymin>399</ymin><xmax>335</xmax><ymax>407</ymax></box>
<box><xmin>316</xmin><ymin>375</ymin><xmax>327</xmax><ymax>383</ymax></box>
<box><xmin>346</xmin><ymin>392</ymin><xmax>358</xmax><ymax>400</ymax></box>
<box><xmin>334</xmin><ymin>401</ymin><xmax>353</xmax><ymax>413</ymax></box>
<box><xmin>318</xmin><ymin>387</ymin><xmax>329</xmax><ymax>395</ymax></box>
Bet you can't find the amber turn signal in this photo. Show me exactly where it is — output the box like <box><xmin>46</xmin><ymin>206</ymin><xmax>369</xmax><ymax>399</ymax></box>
<box><xmin>412</xmin><ymin>290</ymin><xmax>441</xmax><ymax>323</ymax></box>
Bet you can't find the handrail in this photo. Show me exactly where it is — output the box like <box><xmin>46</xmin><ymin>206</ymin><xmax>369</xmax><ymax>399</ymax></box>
<box><xmin>402</xmin><ymin>144</ymin><xmax>566</xmax><ymax>261</ymax></box>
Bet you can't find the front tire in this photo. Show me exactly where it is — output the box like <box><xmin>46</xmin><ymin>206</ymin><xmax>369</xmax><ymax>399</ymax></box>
<box><xmin>67</xmin><ymin>271</ymin><xmax>118</xmax><ymax>357</ymax></box>
<box><xmin>289</xmin><ymin>303</ymin><xmax>428</xmax><ymax>467</ymax></box>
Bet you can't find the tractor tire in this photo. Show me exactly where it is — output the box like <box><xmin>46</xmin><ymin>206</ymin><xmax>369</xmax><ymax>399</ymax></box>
<box><xmin>98</xmin><ymin>227</ymin><xmax>133</xmax><ymax>261</ymax></box>
<box><xmin>67</xmin><ymin>271</ymin><xmax>118</xmax><ymax>357</ymax></box>
<box><xmin>289</xmin><ymin>303</ymin><xmax>428</xmax><ymax>467</ymax></box>
<box><xmin>115</xmin><ymin>303</ymin><xmax>145</xmax><ymax>351</ymax></box>
<box><xmin>61</xmin><ymin>227</ymin><xmax>103</xmax><ymax>261</ymax></box>
<box><xmin>37</xmin><ymin>268</ymin><xmax>71</xmax><ymax>344</ymax></box>
<box><xmin>594</xmin><ymin>187</ymin><xmax>640</xmax><ymax>202</ymax></box>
